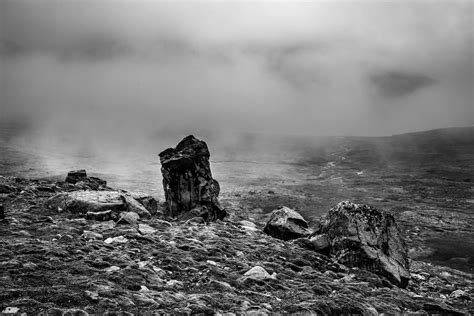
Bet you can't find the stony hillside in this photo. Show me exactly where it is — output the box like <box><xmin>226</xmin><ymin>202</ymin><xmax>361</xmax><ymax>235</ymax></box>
<box><xmin>0</xmin><ymin>175</ymin><xmax>472</xmax><ymax>315</ymax></box>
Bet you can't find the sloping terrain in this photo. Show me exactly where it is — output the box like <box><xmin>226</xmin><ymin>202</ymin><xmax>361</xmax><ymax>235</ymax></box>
<box><xmin>0</xmin><ymin>176</ymin><xmax>473</xmax><ymax>314</ymax></box>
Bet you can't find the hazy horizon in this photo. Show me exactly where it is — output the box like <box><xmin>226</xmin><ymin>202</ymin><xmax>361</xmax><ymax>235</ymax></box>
<box><xmin>1</xmin><ymin>0</ymin><xmax>473</xmax><ymax>144</ymax></box>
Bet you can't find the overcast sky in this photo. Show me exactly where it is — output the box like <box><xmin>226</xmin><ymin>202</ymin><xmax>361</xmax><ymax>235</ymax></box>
<box><xmin>1</xmin><ymin>0</ymin><xmax>473</xmax><ymax>139</ymax></box>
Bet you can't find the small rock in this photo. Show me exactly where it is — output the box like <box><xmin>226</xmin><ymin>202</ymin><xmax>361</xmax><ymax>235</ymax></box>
<box><xmin>120</xmin><ymin>195</ymin><xmax>151</xmax><ymax>218</ymax></box>
<box><xmin>210</xmin><ymin>279</ymin><xmax>234</xmax><ymax>291</ymax></box>
<box><xmin>450</xmin><ymin>289</ymin><xmax>470</xmax><ymax>300</ymax></box>
<box><xmin>86</xmin><ymin>210</ymin><xmax>114</xmax><ymax>221</ymax></box>
<box><xmin>166</xmin><ymin>280</ymin><xmax>184</xmax><ymax>289</ymax></box>
<box><xmin>308</xmin><ymin>233</ymin><xmax>331</xmax><ymax>255</ymax></box>
<box><xmin>264</xmin><ymin>206</ymin><xmax>311</xmax><ymax>241</ymax></box>
<box><xmin>85</xmin><ymin>290</ymin><xmax>99</xmax><ymax>302</ymax></box>
<box><xmin>105</xmin><ymin>266</ymin><xmax>120</xmax><ymax>273</ymax></box>
<box><xmin>82</xmin><ymin>230</ymin><xmax>103</xmax><ymax>240</ymax></box>
<box><xmin>132</xmin><ymin>293</ymin><xmax>159</xmax><ymax>306</ymax></box>
<box><xmin>2</xmin><ymin>307</ymin><xmax>20</xmax><ymax>314</ymax></box>
<box><xmin>184</xmin><ymin>216</ymin><xmax>206</xmax><ymax>225</ymax></box>
<box><xmin>132</xmin><ymin>195</ymin><xmax>158</xmax><ymax>215</ymax></box>
<box><xmin>240</xmin><ymin>220</ymin><xmax>258</xmax><ymax>232</ymax></box>
<box><xmin>104</xmin><ymin>236</ymin><xmax>128</xmax><ymax>244</ymax></box>
<box><xmin>117</xmin><ymin>212</ymin><xmax>140</xmax><ymax>226</ymax></box>
<box><xmin>138</xmin><ymin>223</ymin><xmax>157</xmax><ymax>234</ymax></box>
<box><xmin>242</xmin><ymin>266</ymin><xmax>276</xmax><ymax>281</ymax></box>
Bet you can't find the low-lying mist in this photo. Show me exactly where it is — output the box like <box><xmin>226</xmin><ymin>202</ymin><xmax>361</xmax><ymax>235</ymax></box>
<box><xmin>1</xmin><ymin>0</ymin><xmax>473</xmax><ymax>195</ymax></box>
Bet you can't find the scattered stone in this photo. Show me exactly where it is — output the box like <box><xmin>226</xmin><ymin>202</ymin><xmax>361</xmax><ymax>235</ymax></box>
<box><xmin>85</xmin><ymin>290</ymin><xmax>99</xmax><ymax>302</ymax></box>
<box><xmin>105</xmin><ymin>266</ymin><xmax>121</xmax><ymax>273</ymax></box>
<box><xmin>184</xmin><ymin>216</ymin><xmax>206</xmax><ymax>225</ymax></box>
<box><xmin>131</xmin><ymin>195</ymin><xmax>158</xmax><ymax>215</ymax></box>
<box><xmin>159</xmin><ymin>135</ymin><xmax>226</xmax><ymax>221</ymax></box>
<box><xmin>210</xmin><ymin>280</ymin><xmax>234</xmax><ymax>291</ymax></box>
<box><xmin>104</xmin><ymin>236</ymin><xmax>128</xmax><ymax>244</ymax></box>
<box><xmin>82</xmin><ymin>230</ymin><xmax>104</xmax><ymax>240</ymax></box>
<box><xmin>120</xmin><ymin>195</ymin><xmax>151</xmax><ymax>218</ymax></box>
<box><xmin>307</xmin><ymin>233</ymin><xmax>331</xmax><ymax>255</ymax></box>
<box><xmin>138</xmin><ymin>223</ymin><xmax>157</xmax><ymax>235</ymax></box>
<box><xmin>263</xmin><ymin>206</ymin><xmax>311</xmax><ymax>240</ymax></box>
<box><xmin>450</xmin><ymin>289</ymin><xmax>470</xmax><ymax>300</ymax></box>
<box><xmin>240</xmin><ymin>220</ymin><xmax>259</xmax><ymax>232</ymax></box>
<box><xmin>319</xmin><ymin>201</ymin><xmax>410</xmax><ymax>288</ymax></box>
<box><xmin>2</xmin><ymin>307</ymin><xmax>20</xmax><ymax>314</ymax></box>
<box><xmin>242</xmin><ymin>266</ymin><xmax>276</xmax><ymax>281</ymax></box>
<box><xmin>85</xmin><ymin>210</ymin><xmax>114</xmax><ymax>221</ymax></box>
<box><xmin>117</xmin><ymin>212</ymin><xmax>140</xmax><ymax>226</ymax></box>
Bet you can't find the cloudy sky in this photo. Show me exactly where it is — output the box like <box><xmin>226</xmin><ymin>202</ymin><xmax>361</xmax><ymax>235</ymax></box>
<box><xmin>1</xmin><ymin>0</ymin><xmax>473</xmax><ymax>138</ymax></box>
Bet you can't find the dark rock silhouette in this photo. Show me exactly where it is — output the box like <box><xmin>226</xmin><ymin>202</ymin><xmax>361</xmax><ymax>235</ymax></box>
<box><xmin>263</xmin><ymin>206</ymin><xmax>312</xmax><ymax>240</ymax></box>
<box><xmin>159</xmin><ymin>135</ymin><xmax>226</xmax><ymax>221</ymax></box>
<box><xmin>65</xmin><ymin>169</ymin><xmax>87</xmax><ymax>183</ymax></box>
<box><xmin>318</xmin><ymin>201</ymin><xmax>410</xmax><ymax>288</ymax></box>
<box><xmin>65</xmin><ymin>169</ymin><xmax>107</xmax><ymax>190</ymax></box>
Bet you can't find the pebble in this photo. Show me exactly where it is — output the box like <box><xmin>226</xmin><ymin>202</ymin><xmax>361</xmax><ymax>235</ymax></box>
<box><xmin>104</xmin><ymin>236</ymin><xmax>128</xmax><ymax>244</ymax></box>
<box><xmin>82</xmin><ymin>230</ymin><xmax>103</xmax><ymax>240</ymax></box>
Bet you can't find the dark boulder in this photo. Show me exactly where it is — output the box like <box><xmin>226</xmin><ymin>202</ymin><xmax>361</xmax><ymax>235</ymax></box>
<box><xmin>65</xmin><ymin>170</ymin><xmax>87</xmax><ymax>184</ymax></box>
<box><xmin>159</xmin><ymin>135</ymin><xmax>226</xmax><ymax>221</ymax></box>
<box><xmin>264</xmin><ymin>207</ymin><xmax>312</xmax><ymax>241</ymax></box>
<box><xmin>0</xmin><ymin>184</ymin><xmax>16</xmax><ymax>194</ymax></box>
<box><xmin>319</xmin><ymin>201</ymin><xmax>410</xmax><ymax>288</ymax></box>
<box><xmin>65</xmin><ymin>170</ymin><xmax>107</xmax><ymax>190</ymax></box>
<box><xmin>0</xmin><ymin>204</ymin><xmax>4</xmax><ymax>220</ymax></box>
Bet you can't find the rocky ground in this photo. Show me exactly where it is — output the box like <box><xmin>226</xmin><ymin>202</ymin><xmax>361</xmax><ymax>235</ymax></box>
<box><xmin>0</xmin><ymin>175</ymin><xmax>473</xmax><ymax>315</ymax></box>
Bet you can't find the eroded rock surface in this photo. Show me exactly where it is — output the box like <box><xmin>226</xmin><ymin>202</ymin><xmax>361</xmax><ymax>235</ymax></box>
<box><xmin>319</xmin><ymin>201</ymin><xmax>411</xmax><ymax>288</ymax></box>
<box><xmin>46</xmin><ymin>191</ymin><xmax>153</xmax><ymax>219</ymax></box>
<box><xmin>263</xmin><ymin>206</ymin><xmax>311</xmax><ymax>240</ymax></box>
<box><xmin>159</xmin><ymin>135</ymin><xmax>225</xmax><ymax>221</ymax></box>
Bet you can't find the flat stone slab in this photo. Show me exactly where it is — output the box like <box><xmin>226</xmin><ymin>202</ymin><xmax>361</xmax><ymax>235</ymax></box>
<box><xmin>46</xmin><ymin>191</ymin><xmax>152</xmax><ymax>218</ymax></box>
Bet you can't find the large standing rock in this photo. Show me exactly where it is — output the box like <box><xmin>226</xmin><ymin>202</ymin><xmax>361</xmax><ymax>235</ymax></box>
<box><xmin>319</xmin><ymin>201</ymin><xmax>410</xmax><ymax>288</ymax></box>
<box><xmin>159</xmin><ymin>135</ymin><xmax>226</xmax><ymax>221</ymax></box>
<box><xmin>263</xmin><ymin>206</ymin><xmax>312</xmax><ymax>240</ymax></box>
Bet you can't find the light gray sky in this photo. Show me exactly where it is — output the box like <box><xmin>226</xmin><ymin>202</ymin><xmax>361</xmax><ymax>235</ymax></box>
<box><xmin>1</xmin><ymin>0</ymin><xmax>473</xmax><ymax>138</ymax></box>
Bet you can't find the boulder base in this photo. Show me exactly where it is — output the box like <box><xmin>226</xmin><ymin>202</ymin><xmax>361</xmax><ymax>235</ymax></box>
<box><xmin>320</xmin><ymin>201</ymin><xmax>410</xmax><ymax>288</ymax></box>
<box><xmin>159</xmin><ymin>135</ymin><xmax>225</xmax><ymax>221</ymax></box>
<box><xmin>263</xmin><ymin>206</ymin><xmax>311</xmax><ymax>241</ymax></box>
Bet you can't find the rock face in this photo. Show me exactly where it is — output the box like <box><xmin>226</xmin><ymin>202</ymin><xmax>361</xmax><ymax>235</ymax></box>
<box><xmin>159</xmin><ymin>135</ymin><xmax>225</xmax><ymax>221</ymax></box>
<box><xmin>263</xmin><ymin>206</ymin><xmax>312</xmax><ymax>241</ymax></box>
<box><xmin>319</xmin><ymin>201</ymin><xmax>410</xmax><ymax>288</ymax></box>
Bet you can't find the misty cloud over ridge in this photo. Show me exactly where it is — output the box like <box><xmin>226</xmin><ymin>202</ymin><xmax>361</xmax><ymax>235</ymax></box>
<box><xmin>1</xmin><ymin>0</ymin><xmax>473</xmax><ymax>139</ymax></box>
